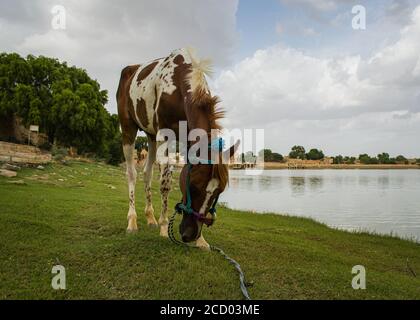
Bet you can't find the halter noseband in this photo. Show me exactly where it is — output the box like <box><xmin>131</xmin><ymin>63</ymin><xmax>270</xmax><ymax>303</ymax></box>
<box><xmin>175</xmin><ymin>138</ymin><xmax>224</xmax><ymax>227</ymax></box>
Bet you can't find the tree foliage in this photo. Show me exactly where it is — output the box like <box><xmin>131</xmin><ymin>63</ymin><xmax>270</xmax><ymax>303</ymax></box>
<box><xmin>135</xmin><ymin>136</ymin><xmax>148</xmax><ymax>151</ymax></box>
<box><xmin>359</xmin><ymin>154</ymin><xmax>379</xmax><ymax>164</ymax></box>
<box><xmin>0</xmin><ymin>52</ymin><xmax>120</xmax><ymax>160</ymax></box>
<box><xmin>333</xmin><ymin>155</ymin><xmax>356</xmax><ymax>164</ymax></box>
<box><xmin>306</xmin><ymin>148</ymin><xmax>324</xmax><ymax>160</ymax></box>
<box><xmin>289</xmin><ymin>145</ymin><xmax>306</xmax><ymax>159</ymax></box>
<box><xmin>258</xmin><ymin>149</ymin><xmax>283</xmax><ymax>162</ymax></box>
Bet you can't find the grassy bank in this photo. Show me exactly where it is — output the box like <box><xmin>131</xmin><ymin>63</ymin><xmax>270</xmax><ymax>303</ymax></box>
<box><xmin>0</xmin><ymin>161</ymin><xmax>419</xmax><ymax>299</ymax></box>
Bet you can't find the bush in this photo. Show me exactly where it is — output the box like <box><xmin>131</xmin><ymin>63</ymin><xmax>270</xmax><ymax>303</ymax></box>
<box><xmin>51</xmin><ymin>145</ymin><xmax>68</xmax><ymax>161</ymax></box>
<box><xmin>106</xmin><ymin>135</ymin><xmax>124</xmax><ymax>166</ymax></box>
<box><xmin>359</xmin><ymin>154</ymin><xmax>379</xmax><ymax>164</ymax></box>
<box><xmin>38</xmin><ymin>141</ymin><xmax>52</xmax><ymax>151</ymax></box>
<box><xmin>271</xmin><ymin>152</ymin><xmax>284</xmax><ymax>162</ymax></box>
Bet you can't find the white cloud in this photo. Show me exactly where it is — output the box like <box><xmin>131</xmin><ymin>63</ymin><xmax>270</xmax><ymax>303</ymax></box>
<box><xmin>1</xmin><ymin>0</ymin><xmax>238</xmax><ymax>113</ymax></box>
<box><xmin>281</xmin><ymin>0</ymin><xmax>339</xmax><ymax>12</ymax></box>
<box><xmin>213</xmin><ymin>5</ymin><xmax>420</xmax><ymax>156</ymax></box>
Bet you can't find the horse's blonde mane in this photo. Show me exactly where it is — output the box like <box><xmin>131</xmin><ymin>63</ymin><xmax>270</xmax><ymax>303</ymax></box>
<box><xmin>185</xmin><ymin>47</ymin><xmax>224</xmax><ymax>130</ymax></box>
<box><xmin>185</xmin><ymin>47</ymin><xmax>229</xmax><ymax>186</ymax></box>
<box><xmin>185</xmin><ymin>47</ymin><xmax>213</xmax><ymax>94</ymax></box>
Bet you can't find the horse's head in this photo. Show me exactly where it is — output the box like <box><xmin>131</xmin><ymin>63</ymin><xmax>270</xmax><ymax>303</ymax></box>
<box><xmin>178</xmin><ymin>140</ymin><xmax>240</xmax><ymax>242</ymax></box>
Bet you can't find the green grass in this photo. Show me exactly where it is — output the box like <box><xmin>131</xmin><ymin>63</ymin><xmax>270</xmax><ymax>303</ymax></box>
<box><xmin>0</xmin><ymin>161</ymin><xmax>419</xmax><ymax>300</ymax></box>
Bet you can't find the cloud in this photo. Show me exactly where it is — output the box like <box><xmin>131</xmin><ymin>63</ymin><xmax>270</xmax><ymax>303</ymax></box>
<box><xmin>280</xmin><ymin>0</ymin><xmax>339</xmax><ymax>12</ymax></box>
<box><xmin>275</xmin><ymin>21</ymin><xmax>319</xmax><ymax>37</ymax></box>
<box><xmin>213</xmin><ymin>5</ymin><xmax>420</xmax><ymax>156</ymax></box>
<box><xmin>1</xmin><ymin>0</ymin><xmax>239</xmax><ymax>113</ymax></box>
<box><xmin>386</xmin><ymin>0</ymin><xmax>413</xmax><ymax>21</ymax></box>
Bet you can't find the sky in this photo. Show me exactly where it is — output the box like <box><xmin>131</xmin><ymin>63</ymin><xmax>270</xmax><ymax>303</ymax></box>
<box><xmin>1</xmin><ymin>0</ymin><xmax>420</xmax><ymax>157</ymax></box>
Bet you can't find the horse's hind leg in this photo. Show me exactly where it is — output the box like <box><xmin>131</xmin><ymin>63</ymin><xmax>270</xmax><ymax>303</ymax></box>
<box><xmin>122</xmin><ymin>123</ymin><xmax>138</xmax><ymax>232</ymax></box>
<box><xmin>143</xmin><ymin>135</ymin><xmax>158</xmax><ymax>227</ymax></box>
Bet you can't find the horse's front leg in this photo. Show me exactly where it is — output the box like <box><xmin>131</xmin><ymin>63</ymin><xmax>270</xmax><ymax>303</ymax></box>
<box><xmin>123</xmin><ymin>143</ymin><xmax>138</xmax><ymax>232</ymax></box>
<box><xmin>158</xmin><ymin>162</ymin><xmax>173</xmax><ymax>237</ymax></box>
<box><xmin>143</xmin><ymin>135</ymin><xmax>158</xmax><ymax>227</ymax></box>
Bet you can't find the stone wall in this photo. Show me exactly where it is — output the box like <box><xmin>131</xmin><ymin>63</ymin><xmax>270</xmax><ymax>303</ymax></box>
<box><xmin>0</xmin><ymin>141</ymin><xmax>51</xmax><ymax>164</ymax></box>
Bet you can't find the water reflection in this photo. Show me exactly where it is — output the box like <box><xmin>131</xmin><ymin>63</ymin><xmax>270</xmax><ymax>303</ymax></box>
<box><xmin>308</xmin><ymin>176</ymin><xmax>323</xmax><ymax>192</ymax></box>
<box><xmin>289</xmin><ymin>176</ymin><xmax>305</xmax><ymax>195</ymax></box>
<box><xmin>287</xmin><ymin>176</ymin><xmax>324</xmax><ymax>195</ymax></box>
<box><xmin>377</xmin><ymin>176</ymin><xmax>390</xmax><ymax>189</ymax></box>
<box><xmin>222</xmin><ymin>169</ymin><xmax>420</xmax><ymax>241</ymax></box>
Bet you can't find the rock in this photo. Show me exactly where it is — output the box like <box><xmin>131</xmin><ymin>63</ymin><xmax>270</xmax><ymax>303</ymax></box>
<box><xmin>2</xmin><ymin>163</ymin><xmax>21</xmax><ymax>171</ymax></box>
<box><xmin>7</xmin><ymin>180</ymin><xmax>25</xmax><ymax>185</ymax></box>
<box><xmin>37</xmin><ymin>165</ymin><xmax>45</xmax><ymax>170</ymax></box>
<box><xmin>0</xmin><ymin>169</ymin><xmax>17</xmax><ymax>178</ymax></box>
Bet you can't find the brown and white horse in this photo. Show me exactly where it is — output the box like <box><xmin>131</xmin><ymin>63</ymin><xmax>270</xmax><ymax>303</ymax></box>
<box><xmin>117</xmin><ymin>48</ymin><xmax>238</xmax><ymax>249</ymax></box>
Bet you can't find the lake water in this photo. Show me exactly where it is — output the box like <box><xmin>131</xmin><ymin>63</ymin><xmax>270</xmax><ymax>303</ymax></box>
<box><xmin>220</xmin><ymin>169</ymin><xmax>420</xmax><ymax>242</ymax></box>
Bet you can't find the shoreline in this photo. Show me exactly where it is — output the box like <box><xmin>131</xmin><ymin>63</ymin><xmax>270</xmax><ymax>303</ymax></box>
<box><xmin>238</xmin><ymin>163</ymin><xmax>420</xmax><ymax>170</ymax></box>
<box><xmin>221</xmin><ymin>205</ymin><xmax>420</xmax><ymax>244</ymax></box>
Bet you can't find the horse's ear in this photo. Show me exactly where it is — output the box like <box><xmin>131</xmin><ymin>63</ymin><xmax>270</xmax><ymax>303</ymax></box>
<box><xmin>223</xmin><ymin>139</ymin><xmax>240</xmax><ymax>160</ymax></box>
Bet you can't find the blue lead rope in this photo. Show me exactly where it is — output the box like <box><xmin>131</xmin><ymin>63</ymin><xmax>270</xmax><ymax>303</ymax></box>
<box><xmin>168</xmin><ymin>137</ymin><xmax>252</xmax><ymax>299</ymax></box>
<box><xmin>168</xmin><ymin>209</ymin><xmax>252</xmax><ymax>300</ymax></box>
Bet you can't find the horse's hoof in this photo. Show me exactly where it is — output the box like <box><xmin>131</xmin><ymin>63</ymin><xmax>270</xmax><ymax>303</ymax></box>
<box><xmin>148</xmin><ymin>222</ymin><xmax>159</xmax><ymax>228</ymax></box>
<box><xmin>195</xmin><ymin>237</ymin><xmax>210</xmax><ymax>251</ymax></box>
<box><xmin>160</xmin><ymin>227</ymin><xmax>169</xmax><ymax>238</ymax></box>
<box><xmin>196</xmin><ymin>244</ymin><xmax>211</xmax><ymax>251</ymax></box>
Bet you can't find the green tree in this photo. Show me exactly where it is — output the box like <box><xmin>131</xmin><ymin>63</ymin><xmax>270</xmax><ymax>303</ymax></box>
<box><xmin>359</xmin><ymin>154</ymin><xmax>369</xmax><ymax>164</ymax></box>
<box><xmin>377</xmin><ymin>153</ymin><xmax>390</xmax><ymax>164</ymax></box>
<box><xmin>259</xmin><ymin>149</ymin><xmax>273</xmax><ymax>161</ymax></box>
<box><xmin>271</xmin><ymin>152</ymin><xmax>284</xmax><ymax>162</ymax></box>
<box><xmin>0</xmin><ymin>53</ymin><xmax>32</xmax><ymax>117</ymax></box>
<box><xmin>135</xmin><ymin>136</ymin><xmax>148</xmax><ymax>151</ymax></box>
<box><xmin>306</xmin><ymin>148</ymin><xmax>324</xmax><ymax>160</ymax></box>
<box><xmin>289</xmin><ymin>145</ymin><xmax>306</xmax><ymax>159</ymax></box>
<box><xmin>333</xmin><ymin>155</ymin><xmax>344</xmax><ymax>164</ymax></box>
<box><xmin>0</xmin><ymin>52</ymin><xmax>117</xmax><ymax>158</ymax></box>
<box><xmin>346</xmin><ymin>156</ymin><xmax>356</xmax><ymax>164</ymax></box>
<box><xmin>359</xmin><ymin>154</ymin><xmax>379</xmax><ymax>164</ymax></box>
<box><xmin>257</xmin><ymin>149</ymin><xmax>283</xmax><ymax>162</ymax></box>
<box><xmin>395</xmin><ymin>155</ymin><xmax>407</xmax><ymax>163</ymax></box>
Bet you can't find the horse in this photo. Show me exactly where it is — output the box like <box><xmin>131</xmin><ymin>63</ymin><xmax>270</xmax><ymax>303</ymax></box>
<box><xmin>116</xmin><ymin>48</ymin><xmax>239</xmax><ymax>249</ymax></box>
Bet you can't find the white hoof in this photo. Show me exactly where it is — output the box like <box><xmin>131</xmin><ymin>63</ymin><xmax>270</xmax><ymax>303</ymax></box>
<box><xmin>127</xmin><ymin>215</ymin><xmax>138</xmax><ymax>232</ymax></box>
<box><xmin>126</xmin><ymin>227</ymin><xmax>138</xmax><ymax>233</ymax></box>
<box><xmin>195</xmin><ymin>236</ymin><xmax>210</xmax><ymax>251</ymax></box>
<box><xmin>145</xmin><ymin>207</ymin><xmax>158</xmax><ymax>227</ymax></box>
<box><xmin>160</xmin><ymin>225</ymin><xmax>168</xmax><ymax>237</ymax></box>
